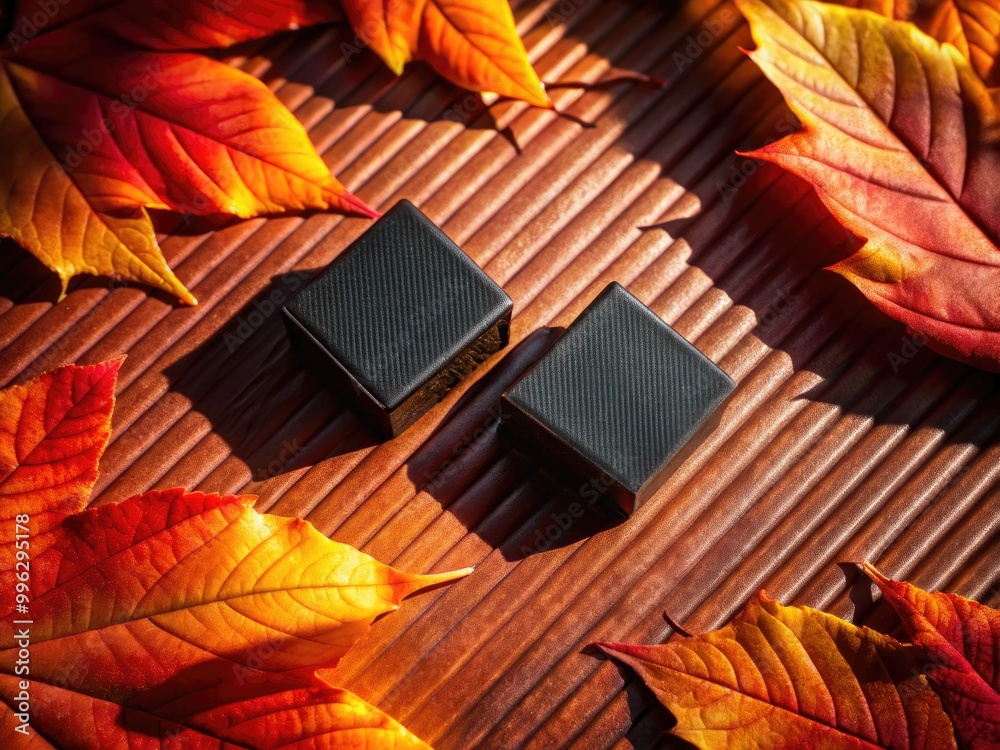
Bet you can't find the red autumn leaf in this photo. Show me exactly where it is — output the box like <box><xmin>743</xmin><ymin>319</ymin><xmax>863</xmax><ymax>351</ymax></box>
<box><xmin>0</xmin><ymin>359</ymin><xmax>119</xmax><ymax>574</ymax></box>
<box><xmin>598</xmin><ymin>591</ymin><xmax>958</xmax><ymax>749</ymax></box>
<box><xmin>866</xmin><ymin>563</ymin><xmax>1000</xmax><ymax>749</ymax></box>
<box><xmin>0</xmin><ymin>363</ymin><xmax>469</xmax><ymax>747</ymax></box>
<box><xmin>1</xmin><ymin>2</ymin><xmax>374</xmax><ymax>303</ymax></box>
<box><xmin>736</xmin><ymin>0</ymin><xmax>1000</xmax><ymax>371</ymax></box>
<box><xmin>23</xmin><ymin>0</ymin><xmax>345</xmax><ymax>51</ymax></box>
<box><xmin>341</xmin><ymin>0</ymin><xmax>552</xmax><ymax>107</ymax></box>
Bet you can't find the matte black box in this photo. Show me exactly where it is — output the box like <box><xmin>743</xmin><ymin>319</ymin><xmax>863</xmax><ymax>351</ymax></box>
<box><xmin>283</xmin><ymin>200</ymin><xmax>512</xmax><ymax>439</ymax></box>
<box><xmin>501</xmin><ymin>282</ymin><xmax>734</xmax><ymax>516</ymax></box>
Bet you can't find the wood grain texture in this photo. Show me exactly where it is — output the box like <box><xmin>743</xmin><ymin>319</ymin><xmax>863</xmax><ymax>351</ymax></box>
<box><xmin>2</xmin><ymin>1</ymin><xmax>999</xmax><ymax>748</ymax></box>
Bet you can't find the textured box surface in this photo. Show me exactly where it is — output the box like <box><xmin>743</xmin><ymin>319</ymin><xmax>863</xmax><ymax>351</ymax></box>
<box><xmin>503</xmin><ymin>282</ymin><xmax>735</xmax><ymax>514</ymax></box>
<box><xmin>283</xmin><ymin>200</ymin><xmax>512</xmax><ymax>437</ymax></box>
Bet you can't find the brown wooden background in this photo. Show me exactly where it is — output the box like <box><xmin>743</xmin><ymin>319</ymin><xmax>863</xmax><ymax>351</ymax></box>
<box><xmin>2</xmin><ymin>0</ymin><xmax>999</xmax><ymax>747</ymax></box>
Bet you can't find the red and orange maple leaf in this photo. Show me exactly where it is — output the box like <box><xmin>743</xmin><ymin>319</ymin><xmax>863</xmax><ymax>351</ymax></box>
<box><xmin>599</xmin><ymin>565</ymin><xmax>1000</xmax><ymax>749</ymax></box>
<box><xmin>866</xmin><ymin>564</ymin><xmax>1000</xmax><ymax>749</ymax></box>
<box><xmin>737</xmin><ymin>0</ymin><xmax>1000</xmax><ymax>371</ymax></box>
<box><xmin>599</xmin><ymin>591</ymin><xmax>958</xmax><ymax>749</ymax></box>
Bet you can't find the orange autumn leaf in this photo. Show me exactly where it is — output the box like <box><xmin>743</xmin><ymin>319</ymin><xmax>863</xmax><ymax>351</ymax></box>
<box><xmin>736</xmin><ymin>0</ymin><xmax>1000</xmax><ymax>372</ymax></box>
<box><xmin>866</xmin><ymin>564</ymin><xmax>1000</xmax><ymax>749</ymax></box>
<box><xmin>1</xmin><ymin>4</ymin><xmax>375</xmax><ymax>304</ymax></box>
<box><xmin>0</xmin><ymin>488</ymin><xmax>470</xmax><ymax>708</ymax></box>
<box><xmin>833</xmin><ymin>0</ymin><xmax>1000</xmax><ymax>87</ymax></box>
<box><xmin>342</xmin><ymin>0</ymin><xmax>552</xmax><ymax>107</ymax></box>
<box><xmin>0</xmin><ymin>676</ymin><xmax>431</xmax><ymax>748</ymax></box>
<box><xmin>598</xmin><ymin>591</ymin><xmax>958</xmax><ymax>749</ymax></box>
<box><xmin>922</xmin><ymin>0</ymin><xmax>1000</xmax><ymax>87</ymax></box>
<box><xmin>0</xmin><ymin>362</ymin><xmax>468</xmax><ymax>747</ymax></box>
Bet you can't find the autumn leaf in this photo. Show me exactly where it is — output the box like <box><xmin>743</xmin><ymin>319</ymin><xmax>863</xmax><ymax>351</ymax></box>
<box><xmin>0</xmin><ymin>362</ymin><xmax>468</xmax><ymax>747</ymax></box>
<box><xmin>1</xmin><ymin>2</ymin><xmax>375</xmax><ymax>304</ymax></box>
<box><xmin>0</xmin><ymin>358</ymin><xmax>119</xmax><ymax>575</ymax></box>
<box><xmin>866</xmin><ymin>564</ymin><xmax>1000</xmax><ymax>749</ymax></box>
<box><xmin>735</xmin><ymin>0</ymin><xmax>1000</xmax><ymax>372</ymax></box>
<box><xmin>0</xmin><ymin>488</ymin><xmax>470</xmax><ymax>710</ymax></box>
<box><xmin>833</xmin><ymin>0</ymin><xmax>1000</xmax><ymax>87</ymax></box>
<box><xmin>0</xmin><ymin>675</ymin><xmax>431</xmax><ymax>748</ymax></box>
<box><xmin>598</xmin><ymin>591</ymin><xmax>958</xmax><ymax>749</ymax></box>
<box><xmin>923</xmin><ymin>0</ymin><xmax>1000</xmax><ymax>87</ymax></box>
<box><xmin>26</xmin><ymin>0</ymin><xmax>345</xmax><ymax>51</ymax></box>
<box><xmin>341</xmin><ymin>0</ymin><xmax>552</xmax><ymax>107</ymax></box>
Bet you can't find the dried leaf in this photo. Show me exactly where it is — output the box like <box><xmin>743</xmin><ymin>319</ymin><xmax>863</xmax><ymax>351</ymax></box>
<box><xmin>866</xmin><ymin>563</ymin><xmax>1000</xmax><ymax>749</ymax></box>
<box><xmin>598</xmin><ymin>591</ymin><xmax>957</xmax><ymax>749</ymax></box>
<box><xmin>736</xmin><ymin>0</ymin><xmax>1000</xmax><ymax>371</ymax></box>
<box><xmin>342</xmin><ymin>0</ymin><xmax>552</xmax><ymax>107</ymax></box>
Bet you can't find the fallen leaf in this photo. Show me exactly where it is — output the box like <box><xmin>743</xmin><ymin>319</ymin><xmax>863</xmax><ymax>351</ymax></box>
<box><xmin>736</xmin><ymin>0</ymin><xmax>1000</xmax><ymax>371</ymax></box>
<box><xmin>0</xmin><ymin>674</ymin><xmax>431</xmax><ymax>748</ymax></box>
<box><xmin>0</xmin><ymin>358</ymin><xmax>119</xmax><ymax>572</ymax></box>
<box><xmin>43</xmin><ymin>0</ymin><xmax>345</xmax><ymax>51</ymax></box>
<box><xmin>866</xmin><ymin>563</ymin><xmax>1000</xmax><ymax>749</ymax></box>
<box><xmin>0</xmin><ymin>362</ymin><xmax>468</xmax><ymax>747</ymax></box>
<box><xmin>833</xmin><ymin>0</ymin><xmax>1000</xmax><ymax>87</ymax></box>
<box><xmin>598</xmin><ymin>591</ymin><xmax>958</xmax><ymax>749</ymax></box>
<box><xmin>1</xmin><ymin>2</ymin><xmax>375</xmax><ymax>303</ymax></box>
<box><xmin>833</xmin><ymin>0</ymin><xmax>911</xmax><ymax>18</ymax></box>
<box><xmin>342</xmin><ymin>0</ymin><xmax>552</xmax><ymax>107</ymax></box>
<box><xmin>922</xmin><ymin>0</ymin><xmax>1000</xmax><ymax>87</ymax></box>
<box><xmin>0</xmin><ymin>488</ymin><xmax>470</xmax><ymax>706</ymax></box>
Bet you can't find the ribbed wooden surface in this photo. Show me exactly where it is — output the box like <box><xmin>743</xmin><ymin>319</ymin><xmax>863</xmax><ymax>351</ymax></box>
<box><xmin>3</xmin><ymin>1</ymin><xmax>1000</xmax><ymax>747</ymax></box>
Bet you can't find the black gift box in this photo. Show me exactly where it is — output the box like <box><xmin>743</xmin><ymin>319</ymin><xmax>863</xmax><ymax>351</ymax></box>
<box><xmin>501</xmin><ymin>282</ymin><xmax>734</xmax><ymax>516</ymax></box>
<box><xmin>283</xmin><ymin>200</ymin><xmax>513</xmax><ymax>439</ymax></box>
